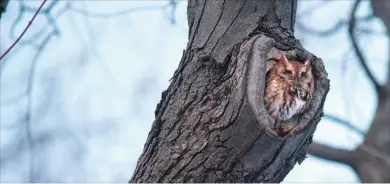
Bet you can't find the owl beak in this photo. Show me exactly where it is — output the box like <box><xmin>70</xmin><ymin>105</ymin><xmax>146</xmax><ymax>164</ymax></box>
<box><xmin>298</xmin><ymin>90</ymin><xmax>309</xmax><ymax>101</ymax></box>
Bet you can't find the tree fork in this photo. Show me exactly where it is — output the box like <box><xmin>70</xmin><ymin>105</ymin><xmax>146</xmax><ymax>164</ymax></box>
<box><xmin>130</xmin><ymin>0</ymin><xmax>329</xmax><ymax>182</ymax></box>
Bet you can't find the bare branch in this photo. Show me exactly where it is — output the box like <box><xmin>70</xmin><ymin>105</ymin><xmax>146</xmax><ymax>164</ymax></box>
<box><xmin>358</xmin><ymin>144</ymin><xmax>390</xmax><ymax>167</ymax></box>
<box><xmin>308</xmin><ymin>142</ymin><xmax>357</xmax><ymax>167</ymax></box>
<box><xmin>296</xmin><ymin>15</ymin><xmax>374</xmax><ymax>37</ymax></box>
<box><xmin>370</xmin><ymin>0</ymin><xmax>390</xmax><ymax>93</ymax></box>
<box><xmin>25</xmin><ymin>30</ymin><xmax>55</xmax><ymax>182</ymax></box>
<box><xmin>0</xmin><ymin>0</ymin><xmax>9</xmax><ymax>19</ymax></box>
<box><xmin>349</xmin><ymin>0</ymin><xmax>384</xmax><ymax>95</ymax></box>
<box><xmin>168</xmin><ymin>0</ymin><xmax>177</xmax><ymax>24</ymax></box>
<box><xmin>68</xmin><ymin>3</ymin><xmax>168</xmax><ymax>19</ymax></box>
<box><xmin>0</xmin><ymin>0</ymin><xmax>47</xmax><ymax>61</ymax></box>
<box><xmin>323</xmin><ymin>114</ymin><xmax>365</xmax><ymax>136</ymax></box>
<box><xmin>296</xmin><ymin>20</ymin><xmax>345</xmax><ymax>37</ymax></box>
<box><xmin>1</xmin><ymin>0</ymin><xmax>68</xmax><ymax>70</ymax></box>
<box><xmin>370</xmin><ymin>0</ymin><xmax>390</xmax><ymax>33</ymax></box>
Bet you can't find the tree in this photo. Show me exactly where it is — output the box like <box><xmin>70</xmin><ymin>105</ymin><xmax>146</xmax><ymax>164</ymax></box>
<box><xmin>130</xmin><ymin>0</ymin><xmax>329</xmax><ymax>182</ymax></box>
<box><xmin>300</xmin><ymin>0</ymin><xmax>390</xmax><ymax>182</ymax></box>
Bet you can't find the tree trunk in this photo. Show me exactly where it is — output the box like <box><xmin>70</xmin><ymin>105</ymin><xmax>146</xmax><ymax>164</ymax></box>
<box><xmin>130</xmin><ymin>0</ymin><xmax>329</xmax><ymax>182</ymax></box>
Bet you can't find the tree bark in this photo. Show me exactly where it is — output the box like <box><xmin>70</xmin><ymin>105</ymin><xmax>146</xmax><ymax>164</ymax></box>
<box><xmin>130</xmin><ymin>0</ymin><xmax>329</xmax><ymax>182</ymax></box>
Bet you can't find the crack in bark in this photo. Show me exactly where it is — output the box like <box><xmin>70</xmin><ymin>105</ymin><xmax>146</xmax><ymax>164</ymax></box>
<box><xmin>210</xmin><ymin>1</ymin><xmax>246</xmax><ymax>58</ymax></box>
<box><xmin>202</xmin><ymin>0</ymin><xmax>226</xmax><ymax>49</ymax></box>
<box><xmin>188</xmin><ymin>0</ymin><xmax>207</xmax><ymax>48</ymax></box>
<box><xmin>251</xmin><ymin>141</ymin><xmax>286</xmax><ymax>182</ymax></box>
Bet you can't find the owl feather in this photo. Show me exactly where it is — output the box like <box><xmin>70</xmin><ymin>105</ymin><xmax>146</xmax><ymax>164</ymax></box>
<box><xmin>264</xmin><ymin>55</ymin><xmax>315</xmax><ymax>124</ymax></box>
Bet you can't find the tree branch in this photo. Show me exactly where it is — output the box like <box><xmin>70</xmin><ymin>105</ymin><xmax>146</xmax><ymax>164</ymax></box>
<box><xmin>68</xmin><ymin>4</ymin><xmax>168</xmax><ymax>19</ymax></box>
<box><xmin>296</xmin><ymin>20</ymin><xmax>345</xmax><ymax>37</ymax></box>
<box><xmin>308</xmin><ymin>142</ymin><xmax>357</xmax><ymax>167</ymax></box>
<box><xmin>370</xmin><ymin>0</ymin><xmax>390</xmax><ymax>93</ymax></box>
<box><xmin>387</xmin><ymin>62</ymin><xmax>390</xmax><ymax>92</ymax></box>
<box><xmin>0</xmin><ymin>0</ymin><xmax>47</xmax><ymax>61</ymax></box>
<box><xmin>323</xmin><ymin>114</ymin><xmax>365</xmax><ymax>136</ymax></box>
<box><xmin>348</xmin><ymin>0</ymin><xmax>384</xmax><ymax>95</ymax></box>
<box><xmin>1</xmin><ymin>0</ymin><xmax>67</xmax><ymax>70</ymax></box>
<box><xmin>370</xmin><ymin>0</ymin><xmax>390</xmax><ymax>33</ymax></box>
<box><xmin>297</xmin><ymin>15</ymin><xmax>374</xmax><ymax>37</ymax></box>
<box><xmin>0</xmin><ymin>0</ymin><xmax>8</xmax><ymax>20</ymax></box>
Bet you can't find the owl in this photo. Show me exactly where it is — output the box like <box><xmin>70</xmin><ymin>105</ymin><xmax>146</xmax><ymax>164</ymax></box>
<box><xmin>264</xmin><ymin>55</ymin><xmax>315</xmax><ymax>122</ymax></box>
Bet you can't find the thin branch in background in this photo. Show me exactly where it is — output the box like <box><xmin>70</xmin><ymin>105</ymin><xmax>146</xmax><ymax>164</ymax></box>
<box><xmin>0</xmin><ymin>0</ymin><xmax>47</xmax><ymax>61</ymax></box>
<box><xmin>307</xmin><ymin>142</ymin><xmax>357</xmax><ymax>167</ymax></box>
<box><xmin>357</xmin><ymin>27</ymin><xmax>387</xmax><ymax>36</ymax></box>
<box><xmin>10</xmin><ymin>0</ymin><xmax>25</xmax><ymax>39</ymax></box>
<box><xmin>68</xmin><ymin>4</ymin><xmax>168</xmax><ymax>19</ymax></box>
<box><xmin>77</xmin><ymin>1</ymin><xmax>121</xmax><ymax>93</ymax></box>
<box><xmin>0</xmin><ymin>0</ymin><xmax>10</xmax><ymax>19</ymax></box>
<box><xmin>297</xmin><ymin>15</ymin><xmax>374</xmax><ymax>37</ymax></box>
<box><xmin>25</xmin><ymin>31</ymin><xmax>55</xmax><ymax>182</ymax></box>
<box><xmin>308</xmin><ymin>141</ymin><xmax>390</xmax><ymax>170</ymax></box>
<box><xmin>296</xmin><ymin>20</ymin><xmax>345</xmax><ymax>37</ymax></box>
<box><xmin>0</xmin><ymin>1</ymin><xmax>69</xmax><ymax>180</ymax></box>
<box><xmin>358</xmin><ymin>144</ymin><xmax>390</xmax><ymax>167</ymax></box>
<box><xmin>169</xmin><ymin>0</ymin><xmax>177</xmax><ymax>24</ymax></box>
<box><xmin>323</xmin><ymin>114</ymin><xmax>365</xmax><ymax>136</ymax></box>
<box><xmin>370</xmin><ymin>0</ymin><xmax>390</xmax><ymax>92</ymax></box>
<box><xmin>348</xmin><ymin>0</ymin><xmax>384</xmax><ymax>95</ymax></box>
<box><xmin>1</xmin><ymin>0</ymin><xmax>67</xmax><ymax>71</ymax></box>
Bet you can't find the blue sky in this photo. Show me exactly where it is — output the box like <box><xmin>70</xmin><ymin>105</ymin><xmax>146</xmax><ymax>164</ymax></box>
<box><xmin>0</xmin><ymin>0</ymin><xmax>388</xmax><ymax>182</ymax></box>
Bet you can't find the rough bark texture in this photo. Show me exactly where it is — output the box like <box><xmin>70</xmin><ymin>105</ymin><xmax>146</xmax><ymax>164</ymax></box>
<box><xmin>307</xmin><ymin>0</ymin><xmax>390</xmax><ymax>183</ymax></box>
<box><xmin>130</xmin><ymin>0</ymin><xmax>329</xmax><ymax>183</ymax></box>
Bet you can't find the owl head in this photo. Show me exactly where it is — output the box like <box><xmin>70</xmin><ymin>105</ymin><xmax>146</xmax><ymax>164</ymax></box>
<box><xmin>273</xmin><ymin>55</ymin><xmax>314</xmax><ymax>92</ymax></box>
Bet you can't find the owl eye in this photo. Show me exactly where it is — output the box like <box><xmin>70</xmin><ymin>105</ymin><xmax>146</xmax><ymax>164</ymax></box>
<box><xmin>283</xmin><ymin>70</ymin><xmax>292</xmax><ymax>75</ymax></box>
<box><xmin>301</xmin><ymin>72</ymin><xmax>307</xmax><ymax>77</ymax></box>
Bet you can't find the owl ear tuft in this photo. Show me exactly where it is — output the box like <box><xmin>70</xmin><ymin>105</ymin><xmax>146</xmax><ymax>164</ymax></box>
<box><xmin>304</xmin><ymin>59</ymin><xmax>311</xmax><ymax>67</ymax></box>
<box><xmin>279</xmin><ymin>55</ymin><xmax>289</xmax><ymax>65</ymax></box>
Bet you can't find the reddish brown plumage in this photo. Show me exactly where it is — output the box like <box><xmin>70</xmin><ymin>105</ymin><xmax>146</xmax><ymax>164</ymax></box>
<box><xmin>265</xmin><ymin>55</ymin><xmax>315</xmax><ymax>123</ymax></box>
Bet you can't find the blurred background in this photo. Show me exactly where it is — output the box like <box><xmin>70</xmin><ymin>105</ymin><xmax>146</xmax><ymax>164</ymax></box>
<box><xmin>0</xmin><ymin>0</ymin><xmax>388</xmax><ymax>182</ymax></box>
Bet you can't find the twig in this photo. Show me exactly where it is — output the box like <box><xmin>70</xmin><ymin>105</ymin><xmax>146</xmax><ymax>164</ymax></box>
<box><xmin>323</xmin><ymin>114</ymin><xmax>365</xmax><ymax>136</ymax></box>
<box><xmin>297</xmin><ymin>15</ymin><xmax>374</xmax><ymax>37</ymax></box>
<box><xmin>348</xmin><ymin>0</ymin><xmax>383</xmax><ymax>95</ymax></box>
<box><xmin>0</xmin><ymin>0</ymin><xmax>47</xmax><ymax>61</ymax></box>
<box><xmin>25</xmin><ymin>31</ymin><xmax>54</xmax><ymax>182</ymax></box>
<box><xmin>10</xmin><ymin>1</ymin><xmax>25</xmax><ymax>41</ymax></box>
<box><xmin>308</xmin><ymin>142</ymin><xmax>357</xmax><ymax>166</ymax></box>
<box><xmin>169</xmin><ymin>0</ymin><xmax>177</xmax><ymax>24</ymax></box>
<box><xmin>296</xmin><ymin>20</ymin><xmax>345</xmax><ymax>37</ymax></box>
<box><xmin>1</xmin><ymin>0</ymin><xmax>67</xmax><ymax>71</ymax></box>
